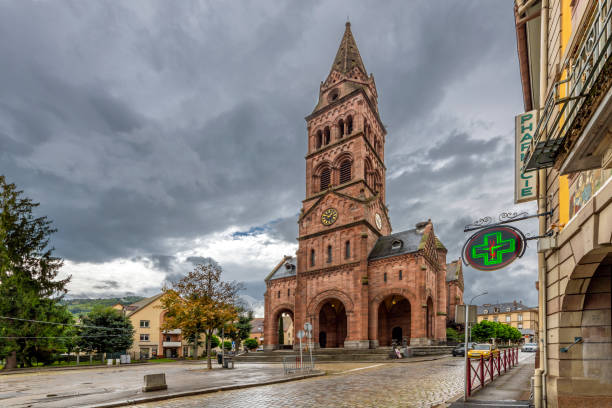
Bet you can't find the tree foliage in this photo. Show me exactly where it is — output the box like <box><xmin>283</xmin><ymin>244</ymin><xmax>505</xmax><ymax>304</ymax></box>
<box><xmin>225</xmin><ymin>308</ymin><xmax>253</xmax><ymax>350</ymax></box>
<box><xmin>160</xmin><ymin>262</ymin><xmax>241</xmax><ymax>369</ymax></box>
<box><xmin>243</xmin><ymin>338</ymin><xmax>258</xmax><ymax>350</ymax></box>
<box><xmin>77</xmin><ymin>306</ymin><xmax>134</xmax><ymax>354</ymax></box>
<box><xmin>471</xmin><ymin>320</ymin><xmax>523</xmax><ymax>343</ymax></box>
<box><xmin>0</xmin><ymin>176</ymin><xmax>72</xmax><ymax>368</ymax></box>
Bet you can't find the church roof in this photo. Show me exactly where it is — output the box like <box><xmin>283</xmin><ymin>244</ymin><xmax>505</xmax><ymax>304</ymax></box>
<box><xmin>330</xmin><ymin>22</ymin><xmax>367</xmax><ymax>75</ymax></box>
<box><xmin>265</xmin><ymin>255</ymin><xmax>297</xmax><ymax>281</ymax></box>
<box><xmin>368</xmin><ymin>228</ymin><xmax>425</xmax><ymax>261</ymax></box>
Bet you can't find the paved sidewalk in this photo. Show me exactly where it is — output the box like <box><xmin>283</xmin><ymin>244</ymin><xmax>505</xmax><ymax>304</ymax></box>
<box><xmin>0</xmin><ymin>361</ymin><xmax>321</xmax><ymax>408</ymax></box>
<box><xmin>449</xmin><ymin>352</ymin><xmax>534</xmax><ymax>408</ymax></box>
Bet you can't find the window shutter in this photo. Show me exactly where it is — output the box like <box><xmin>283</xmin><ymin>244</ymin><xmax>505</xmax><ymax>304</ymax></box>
<box><xmin>320</xmin><ymin>168</ymin><xmax>331</xmax><ymax>191</ymax></box>
<box><xmin>339</xmin><ymin>160</ymin><xmax>351</xmax><ymax>184</ymax></box>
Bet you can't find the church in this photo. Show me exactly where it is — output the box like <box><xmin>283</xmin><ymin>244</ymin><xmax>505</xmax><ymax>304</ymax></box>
<box><xmin>263</xmin><ymin>23</ymin><xmax>458</xmax><ymax>349</ymax></box>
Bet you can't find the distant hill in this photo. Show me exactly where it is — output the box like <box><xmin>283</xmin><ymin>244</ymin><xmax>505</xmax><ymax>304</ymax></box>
<box><xmin>61</xmin><ymin>296</ymin><xmax>145</xmax><ymax>316</ymax></box>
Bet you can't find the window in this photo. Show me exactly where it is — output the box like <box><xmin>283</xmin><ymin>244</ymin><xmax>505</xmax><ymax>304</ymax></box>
<box><xmin>139</xmin><ymin>348</ymin><xmax>150</xmax><ymax>359</ymax></box>
<box><xmin>288</xmin><ymin>288</ymin><xmax>290</xmax><ymax>297</ymax></box>
<box><xmin>338</xmin><ymin>119</ymin><xmax>345</xmax><ymax>138</ymax></box>
<box><xmin>518</xmin><ymin>324</ymin><xmax>523</xmax><ymax>329</ymax></box>
<box><xmin>140</xmin><ymin>320</ymin><xmax>150</xmax><ymax>328</ymax></box>
<box><xmin>384</xmin><ymin>272</ymin><xmax>387</xmax><ymax>282</ymax></box>
<box><xmin>140</xmin><ymin>334</ymin><xmax>149</xmax><ymax>341</ymax></box>
<box><xmin>398</xmin><ymin>270</ymin><xmax>402</xmax><ymax>280</ymax></box>
<box><xmin>320</xmin><ymin>168</ymin><xmax>331</xmax><ymax>191</ymax></box>
<box><xmin>364</xmin><ymin>119</ymin><xmax>368</xmax><ymax>138</ymax></box>
<box><xmin>483</xmin><ymin>317</ymin><xmax>488</xmax><ymax>320</ymax></box>
<box><xmin>347</xmin><ymin>116</ymin><xmax>353</xmax><ymax>134</ymax></box>
<box><xmin>339</xmin><ymin>160</ymin><xmax>351</xmax><ymax>184</ymax></box>
<box><xmin>152</xmin><ymin>347</ymin><xmax>157</xmax><ymax>357</ymax></box>
<box><xmin>506</xmin><ymin>315</ymin><xmax>511</xmax><ymax>322</ymax></box>
<box><xmin>518</xmin><ymin>314</ymin><xmax>523</xmax><ymax>321</ymax></box>
<box><xmin>391</xmin><ymin>240</ymin><xmax>402</xmax><ymax>250</ymax></box>
<box><xmin>493</xmin><ymin>316</ymin><xmax>498</xmax><ymax>322</ymax></box>
<box><xmin>277</xmin><ymin>290</ymin><xmax>280</xmax><ymax>298</ymax></box>
<box><xmin>324</xmin><ymin>127</ymin><xmax>331</xmax><ymax>145</ymax></box>
<box><xmin>165</xmin><ymin>335</ymin><xmax>171</xmax><ymax>342</ymax></box>
<box><xmin>345</xmin><ymin>241</ymin><xmax>350</xmax><ymax>259</ymax></box>
<box><xmin>316</xmin><ymin>130</ymin><xmax>322</xmax><ymax>149</ymax></box>
<box><xmin>310</xmin><ymin>249</ymin><xmax>315</xmax><ymax>266</ymax></box>
<box><xmin>483</xmin><ymin>309</ymin><xmax>488</xmax><ymax>314</ymax></box>
<box><xmin>327</xmin><ymin>245</ymin><xmax>332</xmax><ymax>263</ymax></box>
<box><xmin>183</xmin><ymin>346</ymin><xmax>190</xmax><ymax>357</ymax></box>
<box><xmin>506</xmin><ymin>307</ymin><xmax>511</xmax><ymax>312</ymax></box>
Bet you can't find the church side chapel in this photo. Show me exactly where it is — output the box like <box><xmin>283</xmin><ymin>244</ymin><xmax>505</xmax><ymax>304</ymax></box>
<box><xmin>264</xmin><ymin>23</ymin><xmax>457</xmax><ymax>349</ymax></box>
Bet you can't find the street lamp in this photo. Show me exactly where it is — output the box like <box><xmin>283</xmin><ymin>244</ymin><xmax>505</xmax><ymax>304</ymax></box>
<box><xmin>464</xmin><ymin>291</ymin><xmax>488</xmax><ymax>402</ymax></box>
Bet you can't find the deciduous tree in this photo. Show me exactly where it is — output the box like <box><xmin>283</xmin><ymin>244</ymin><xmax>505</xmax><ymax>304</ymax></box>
<box><xmin>77</xmin><ymin>306</ymin><xmax>134</xmax><ymax>354</ymax></box>
<box><xmin>160</xmin><ymin>262</ymin><xmax>241</xmax><ymax>369</ymax></box>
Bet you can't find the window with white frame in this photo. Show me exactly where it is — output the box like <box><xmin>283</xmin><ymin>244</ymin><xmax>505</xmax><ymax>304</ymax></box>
<box><xmin>518</xmin><ymin>314</ymin><xmax>523</xmax><ymax>321</ymax></box>
<box><xmin>140</xmin><ymin>334</ymin><xmax>149</xmax><ymax>341</ymax></box>
<box><xmin>506</xmin><ymin>315</ymin><xmax>511</xmax><ymax>322</ymax></box>
<box><xmin>140</xmin><ymin>320</ymin><xmax>150</xmax><ymax>328</ymax></box>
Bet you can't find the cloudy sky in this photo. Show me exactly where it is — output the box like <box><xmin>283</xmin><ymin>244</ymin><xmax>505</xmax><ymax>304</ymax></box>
<box><xmin>0</xmin><ymin>1</ymin><xmax>539</xmax><ymax>313</ymax></box>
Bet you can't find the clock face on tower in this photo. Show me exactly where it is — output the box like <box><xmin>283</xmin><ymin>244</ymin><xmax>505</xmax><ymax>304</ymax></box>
<box><xmin>321</xmin><ymin>208</ymin><xmax>338</xmax><ymax>226</ymax></box>
<box><xmin>375</xmin><ymin>213</ymin><xmax>382</xmax><ymax>230</ymax></box>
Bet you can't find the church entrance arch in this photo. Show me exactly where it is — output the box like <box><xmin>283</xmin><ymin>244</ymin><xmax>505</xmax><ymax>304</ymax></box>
<box><xmin>270</xmin><ymin>305</ymin><xmax>294</xmax><ymax>349</ymax></box>
<box><xmin>318</xmin><ymin>299</ymin><xmax>347</xmax><ymax>348</ymax></box>
<box><xmin>377</xmin><ymin>295</ymin><xmax>411</xmax><ymax>346</ymax></box>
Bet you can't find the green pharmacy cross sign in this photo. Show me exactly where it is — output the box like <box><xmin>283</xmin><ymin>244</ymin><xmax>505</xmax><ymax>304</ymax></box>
<box><xmin>463</xmin><ymin>226</ymin><xmax>526</xmax><ymax>271</ymax></box>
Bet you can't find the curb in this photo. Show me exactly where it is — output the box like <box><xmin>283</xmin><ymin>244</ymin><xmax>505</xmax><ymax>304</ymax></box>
<box><xmin>0</xmin><ymin>362</ymin><xmax>159</xmax><ymax>375</ymax></box>
<box><xmin>84</xmin><ymin>371</ymin><xmax>326</xmax><ymax>408</ymax></box>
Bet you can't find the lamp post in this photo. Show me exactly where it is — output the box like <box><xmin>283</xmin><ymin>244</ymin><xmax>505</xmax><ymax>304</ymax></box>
<box><xmin>464</xmin><ymin>291</ymin><xmax>488</xmax><ymax>402</ymax></box>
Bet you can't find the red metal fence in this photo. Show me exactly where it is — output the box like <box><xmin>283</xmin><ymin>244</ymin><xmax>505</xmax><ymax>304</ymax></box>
<box><xmin>466</xmin><ymin>347</ymin><xmax>519</xmax><ymax>396</ymax></box>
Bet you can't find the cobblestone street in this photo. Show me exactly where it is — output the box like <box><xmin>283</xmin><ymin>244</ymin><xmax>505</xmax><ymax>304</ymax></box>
<box><xmin>133</xmin><ymin>357</ymin><xmax>466</xmax><ymax>408</ymax></box>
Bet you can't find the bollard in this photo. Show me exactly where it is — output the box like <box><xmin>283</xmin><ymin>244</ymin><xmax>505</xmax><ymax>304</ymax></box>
<box><xmin>143</xmin><ymin>373</ymin><xmax>168</xmax><ymax>392</ymax></box>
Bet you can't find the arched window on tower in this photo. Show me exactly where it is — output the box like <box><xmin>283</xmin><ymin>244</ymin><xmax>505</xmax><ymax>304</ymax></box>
<box><xmin>310</xmin><ymin>249</ymin><xmax>315</xmax><ymax>266</ymax></box>
<box><xmin>339</xmin><ymin>160</ymin><xmax>352</xmax><ymax>184</ymax></box>
<box><xmin>338</xmin><ymin>119</ymin><xmax>345</xmax><ymax>138</ymax></box>
<box><xmin>320</xmin><ymin>168</ymin><xmax>331</xmax><ymax>191</ymax></box>
<box><xmin>316</xmin><ymin>130</ymin><xmax>322</xmax><ymax>149</ymax></box>
<box><xmin>324</xmin><ymin>127</ymin><xmax>331</xmax><ymax>145</ymax></box>
<box><xmin>345</xmin><ymin>241</ymin><xmax>350</xmax><ymax>259</ymax></box>
<box><xmin>364</xmin><ymin>158</ymin><xmax>373</xmax><ymax>189</ymax></box>
<box><xmin>327</xmin><ymin>245</ymin><xmax>332</xmax><ymax>263</ymax></box>
<box><xmin>347</xmin><ymin>116</ymin><xmax>353</xmax><ymax>134</ymax></box>
<box><xmin>364</xmin><ymin>119</ymin><xmax>368</xmax><ymax>139</ymax></box>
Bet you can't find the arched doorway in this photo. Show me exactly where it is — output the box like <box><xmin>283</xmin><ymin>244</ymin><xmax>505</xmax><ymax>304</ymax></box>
<box><xmin>426</xmin><ymin>297</ymin><xmax>434</xmax><ymax>339</ymax></box>
<box><xmin>318</xmin><ymin>299</ymin><xmax>347</xmax><ymax>348</ymax></box>
<box><xmin>272</xmin><ymin>308</ymin><xmax>294</xmax><ymax>349</ymax></box>
<box><xmin>377</xmin><ymin>295</ymin><xmax>411</xmax><ymax>346</ymax></box>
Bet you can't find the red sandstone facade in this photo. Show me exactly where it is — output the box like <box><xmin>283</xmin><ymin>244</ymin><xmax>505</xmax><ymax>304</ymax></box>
<box><xmin>264</xmin><ymin>23</ymin><xmax>454</xmax><ymax>349</ymax></box>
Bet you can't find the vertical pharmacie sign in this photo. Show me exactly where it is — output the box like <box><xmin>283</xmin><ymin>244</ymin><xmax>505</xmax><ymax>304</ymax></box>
<box><xmin>515</xmin><ymin>111</ymin><xmax>537</xmax><ymax>203</ymax></box>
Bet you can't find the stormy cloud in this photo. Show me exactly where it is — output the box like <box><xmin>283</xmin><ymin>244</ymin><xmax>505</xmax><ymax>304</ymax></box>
<box><xmin>0</xmin><ymin>1</ymin><xmax>537</xmax><ymax>309</ymax></box>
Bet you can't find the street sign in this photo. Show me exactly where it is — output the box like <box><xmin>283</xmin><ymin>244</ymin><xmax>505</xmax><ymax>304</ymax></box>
<box><xmin>455</xmin><ymin>305</ymin><xmax>477</xmax><ymax>324</ymax></box>
<box><xmin>297</xmin><ymin>330</ymin><xmax>305</xmax><ymax>339</ymax></box>
<box><xmin>463</xmin><ymin>225</ymin><xmax>526</xmax><ymax>271</ymax></box>
<box><xmin>304</xmin><ymin>322</ymin><xmax>312</xmax><ymax>332</ymax></box>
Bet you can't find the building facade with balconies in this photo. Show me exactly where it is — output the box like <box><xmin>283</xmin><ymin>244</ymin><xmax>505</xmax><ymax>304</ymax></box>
<box><xmin>514</xmin><ymin>0</ymin><xmax>612</xmax><ymax>406</ymax></box>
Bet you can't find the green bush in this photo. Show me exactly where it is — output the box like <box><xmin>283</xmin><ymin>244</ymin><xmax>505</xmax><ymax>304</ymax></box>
<box><xmin>223</xmin><ymin>340</ymin><xmax>232</xmax><ymax>351</ymax></box>
<box><xmin>243</xmin><ymin>338</ymin><xmax>259</xmax><ymax>350</ymax></box>
<box><xmin>446</xmin><ymin>327</ymin><xmax>463</xmax><ymax>342</ymax></box>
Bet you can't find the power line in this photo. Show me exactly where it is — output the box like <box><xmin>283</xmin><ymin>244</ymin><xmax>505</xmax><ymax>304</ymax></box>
<box><xmin>0</xmin><ymin>316</ymin><xmax>131</xmax><ymax>332</ymax></box>
<box><xmin>0</xmin><ymin>334</ymin><xmax>129</xmax><ymax>339</ymax></box>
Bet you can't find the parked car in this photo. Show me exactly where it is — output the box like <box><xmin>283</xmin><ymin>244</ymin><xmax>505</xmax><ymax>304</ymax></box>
<box><xmin>522</xmin><ymin>342</ymin><xmax>538</xmax><ymax>352</ymax></box>
<box><xmin>452</xmin><ymin>342</ymin><xmax>476</xmax><ymax>357</ymax></box>
<box><xmin>467</xmin><ymin>343</ymin><xmax>500</xmax><ymax>359</ymax></box>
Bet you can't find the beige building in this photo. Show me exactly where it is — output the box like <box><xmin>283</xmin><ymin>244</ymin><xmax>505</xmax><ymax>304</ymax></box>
<box><xmin>477</xmin><ymin>302</ymin><xmax>539</xmax><ymax>342</ymax></box>
<box><xmin>251</xmin><ymin>318</ymin><xmax>264</xmax><ymax>345</ymax></box>
<box><xmin>121</xmin><ymin>294</ymin><xmax>186</xmax><ymax>359</ymax></box>
<box><xmin>514</xmin><ymin>0</ymin><xmax>611</xmax><ymax>406</ymax></box>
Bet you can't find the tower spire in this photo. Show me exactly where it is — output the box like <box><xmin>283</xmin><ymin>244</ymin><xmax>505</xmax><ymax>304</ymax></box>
<box><xmin>330</xmin><ymin>22</ymin><xmax>367</xmax><ymax>75</ymax></box>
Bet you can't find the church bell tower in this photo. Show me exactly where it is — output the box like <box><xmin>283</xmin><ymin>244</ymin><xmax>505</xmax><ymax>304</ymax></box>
<box><xmin>298</xmin><ymin>22</ymin><xmax>391</xmax><ymax>269</ymax></box>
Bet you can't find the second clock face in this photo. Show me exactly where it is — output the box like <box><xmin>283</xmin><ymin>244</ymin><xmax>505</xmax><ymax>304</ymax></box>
<box><xmin>375</xmin><ymin>213</ymin><xmax>382</xmax><ymax>230</ymax></box>
<box><xmin>321</xmin><ymin>208</ymin><xmax>338</xmax><ymax>226</ymax></box>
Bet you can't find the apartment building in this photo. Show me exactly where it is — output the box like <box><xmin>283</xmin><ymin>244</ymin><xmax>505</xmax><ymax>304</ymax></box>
<box><xmin>514</xmin><ymin>0</ymin><xmax>612</xmax><ymax>406</ymax></box>
<box><xmin>477</xmin><ymin>301</ymin><xmax>539</xmax><ymax>342</ymax></box>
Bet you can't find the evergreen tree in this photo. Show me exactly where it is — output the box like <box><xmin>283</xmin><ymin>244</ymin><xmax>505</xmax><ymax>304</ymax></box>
<box><xmin>0</xmin><ymin>176</ymin><xmax>72</xmax><ymax>368</ymax></box>
<box><xmin>77</xmin><ymin>306</ymin><xmax>134</xmax><ymax>354</ymax></box>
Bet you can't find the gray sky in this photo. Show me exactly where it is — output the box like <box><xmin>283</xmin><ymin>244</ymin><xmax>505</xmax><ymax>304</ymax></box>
<box><xmin>0</xmin><ymin>1</ymin><xmax>539</xmax><ymax>311</ymax></box>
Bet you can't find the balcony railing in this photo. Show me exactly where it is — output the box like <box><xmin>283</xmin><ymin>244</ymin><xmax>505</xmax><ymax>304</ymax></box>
<box><xmin>162</xmin><ymin>329</ymin><xmax>181</xmax><ymax>335</ymax></box>
<box><xmin>162</xmin><ymin>341</ymin><xmax>181</xmax><ymax>348</ymax></box>
<box><xmin>523</xmin><ymin>0</ymin><xmax>612</xmax><ymax>171</ymax></box>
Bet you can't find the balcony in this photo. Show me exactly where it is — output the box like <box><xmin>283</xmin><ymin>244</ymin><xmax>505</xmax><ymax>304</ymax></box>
<box><xmin>162</xmin><ymin>341</ymin><xmax>181</xmax><ymax>348</ymax></box>
<box><xmin>162</xmin><ymin>329</ymin><xmax>182</xmax><ymax>335</ymax></box>
<box><xmin>523</xmin><ymin>0</ymin><xmax>612</xmax><ymax>173</ymax></box>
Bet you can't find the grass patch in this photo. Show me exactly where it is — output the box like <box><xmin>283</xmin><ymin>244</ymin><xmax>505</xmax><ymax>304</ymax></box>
<box><xmin>147</xmin><ymin>358</ymin><xmax>177</xmax><ymax>363</ymax></box>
